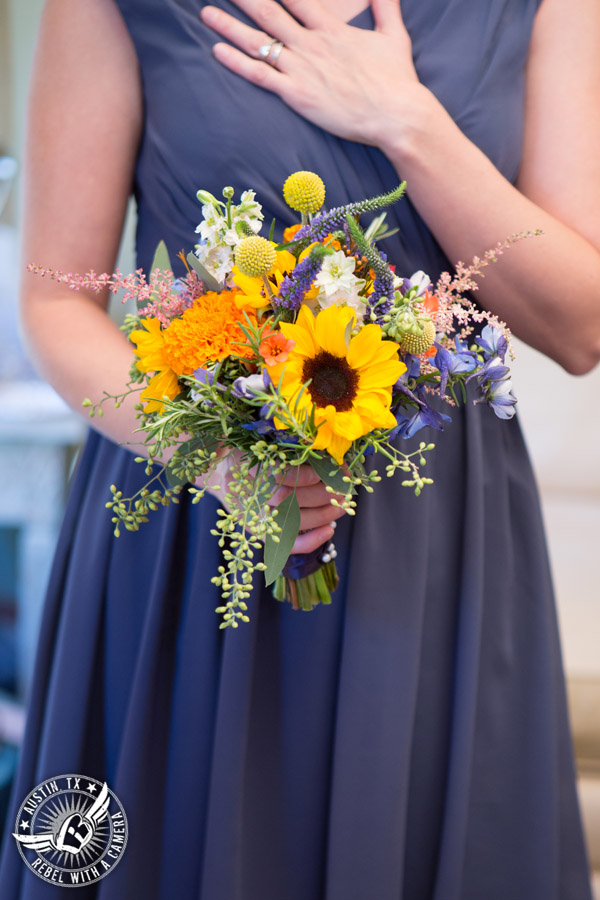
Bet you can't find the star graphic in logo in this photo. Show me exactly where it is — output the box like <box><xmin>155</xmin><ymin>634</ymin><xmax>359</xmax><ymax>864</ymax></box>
<box><xmin>86</xmin><ymin>783</ymin><xmax>98</xmax><ymax>794</ymax></box>
<box><xmin>19</xmin><ymin>820</ymin><xmax>29</xmax><ymax>831</ymax></box>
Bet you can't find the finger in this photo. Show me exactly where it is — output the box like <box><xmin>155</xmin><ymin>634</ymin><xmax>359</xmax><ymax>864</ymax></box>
<box><xmin>275</xmin><ymin>464</ymin><xmax>322</xmax><ymax>488</ymax></box>
<box><xmin>371</xmin><ymin>0</ymin><xmax>406</xmax><ymax>34</ymax></box>
<box><xmin>202</xmin><ymin>6</ymin><xmax>281</xmax><ymax>61</ymax></box>
<box><xmin>295</xmin><ymin>482</ymin><xmax>345</xmax><ymax>508</ymax></box>
<box><xmin>299</xmin><ymin>504</ymin><xmax>345</xmax><ymax>532</ymax></box>
<box><xmin>291</xmin><ymin>523</ymin><xmax>336</xmax><ymax>555</ymax></box>
<box><xmin>277</xmin><ymin>0</ymin><xmax>333</xmax><ymax>29</ymax></box>
<box><xmin>268</xmin><ymin>484</ymin><xmax>292</xmax><ymax>508</ymax></box>
<box><xmin>211</xmin><ymin>41</ymin><xmax>290</xmax><ymax>91</ymax></box>
<box><xmin>214</xmin><ymin>0</ymin><xmax>310</xmax><ymax>43</ymax></box>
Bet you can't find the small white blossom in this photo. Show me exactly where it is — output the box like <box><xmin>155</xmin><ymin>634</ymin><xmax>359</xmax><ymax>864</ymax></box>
<box><xmin>314</xmin><ymin>250</ymin><xmax>364</xmax><ymax>297</ymax></box>
<box><xmin>317</xmin><ymin>288</ymin><xmax>368</xmax><ymax>323</ymax></box>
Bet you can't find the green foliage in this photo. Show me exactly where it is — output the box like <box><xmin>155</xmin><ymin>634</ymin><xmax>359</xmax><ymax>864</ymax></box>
<box><xmin>264</xmin><ymin>490</ymin><xmax>301</xmax><ymax>587</ymax></box>
<box><xmin>151</xmin><ymin>240</ymin><xmax>173</xmax><ymax>276</ymax></box>
<box><xmin>186</xmin><ymin>252</ymin><xmax>222</xmax><ymax>291</ymax></box>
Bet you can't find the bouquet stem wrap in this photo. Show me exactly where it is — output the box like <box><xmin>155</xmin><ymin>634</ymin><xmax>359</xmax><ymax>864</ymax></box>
<box><xmin>272</xmin><ymin>542</ymin><xmax>339</xmax><ymax>610</ymax></box>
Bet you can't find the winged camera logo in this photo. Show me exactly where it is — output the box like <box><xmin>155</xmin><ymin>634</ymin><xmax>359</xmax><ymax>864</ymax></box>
<box><xmin>12</xmin><ymin>774</ymin><xmax>128</xmax><ymax>887</ymax></box>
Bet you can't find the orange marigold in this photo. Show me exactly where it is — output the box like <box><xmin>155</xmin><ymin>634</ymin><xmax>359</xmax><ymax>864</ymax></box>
<box><xmin>162</xmin><ymin>290</ymin><xmax>257</xmax><ymax>373</ymax></box>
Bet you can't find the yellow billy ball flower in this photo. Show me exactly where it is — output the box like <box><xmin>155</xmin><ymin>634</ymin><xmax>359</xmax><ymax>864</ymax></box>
<box><xmin>399</xmin><ymin>320</ymin><xmax>436</xmax><ymax>356</ymax></box>
<box><xmin>234</xmin><ymin>236</ymin><xmax>277</xmax><ymax>278</ymax></box>
<box><xmin>283</xmin><ymin>171</ymin><xmax>326</xmax><ymax>215</ymax></box>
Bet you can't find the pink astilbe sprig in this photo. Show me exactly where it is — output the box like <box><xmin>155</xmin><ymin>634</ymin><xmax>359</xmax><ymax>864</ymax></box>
<box><xmin>27</xmin><ymin>263</ymin><xmax>206</xmax><ymax>327</ymax></box>
<box><xmin>432</xmin><ymin>230</ymin><xmax>542</xmax><ymax>352</ymax></box>
<box><xmin>139</xmin><ymin>269</ymin><xmax>206</xmax><ymax>327</ymax></box>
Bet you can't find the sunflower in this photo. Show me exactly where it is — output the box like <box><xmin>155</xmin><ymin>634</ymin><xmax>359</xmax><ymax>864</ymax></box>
<box><xmin>266</xmin><ymin>304</ymin><xmax>406</xmax><ymax>464</ymax></box>
<box><xmin>130</xmin><ymin>290</ymin><xmax>256</xmax><ymax>412</ymax></box>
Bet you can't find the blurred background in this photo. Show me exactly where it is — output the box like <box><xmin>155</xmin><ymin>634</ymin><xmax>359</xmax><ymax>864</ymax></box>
<box><xmin>0</xmin><ymin>0</ymin><xmax>599</xmax><ymax>892</ymax></box>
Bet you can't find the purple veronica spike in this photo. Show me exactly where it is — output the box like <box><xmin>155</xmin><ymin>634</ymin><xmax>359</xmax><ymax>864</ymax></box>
<box><xmin>274</xmin><ymin>253</ymin><xmax>325</xmax><ymax>310</ymax></box>
<box><xmin>367</xmin><ymin>270</ymin><xmax>395</xmax><ymax>321</ymax></box>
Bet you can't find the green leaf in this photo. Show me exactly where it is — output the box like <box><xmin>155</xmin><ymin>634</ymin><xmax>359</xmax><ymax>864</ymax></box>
<box><xmin>177</xmin><ymin>434</ymin><xmax>214</xmax><ymax>456</ymax></box>
<box><xmin>310</xmin><ymin>453</ymin><xmax>354</xmax><ymax>495</ymax></box>
<box><xmin>268</xmin><ymin>217</ymin><xmax>276</xmax><ymax>241</ymax></box>
<box><xmin>186</xmin><ymin>252</ymin><xmax>223</xmax><ymax>292</ymax></box>
<box><xmin>264</xmin><ymin>490</ymin><xmax>301</xmax><ymax>587</ymax></box>
<box><xmin>151</xmin><ymin>240</ymin><xmax>172</xmax><ymax>276</ymax></box>
<box><xmin>165</xmin><ymin>464</ymin><xmax>188</xmax><ymax>489</ymax></box>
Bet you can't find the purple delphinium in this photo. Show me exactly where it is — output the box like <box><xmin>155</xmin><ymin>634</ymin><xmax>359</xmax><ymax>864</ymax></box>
<box><xmin>471</xmin><ymin>357</ymin><xmax>517</xmax><ymax>420</ymax></box>
<box><xmin>432</xmin><ymin>338</ymin><xmax>478</xmax><ymax>397</ymax></box>
<box><xmin>391</xmin><ymin>403</ymin><xmax>452</xmax><ymax>440</ymax></box>
<box><xmin>191</xmin><ymin>367</ymin><xmax>225</xmax><ymax>404</ymax></box>
<box><xmin>475</xmin><ymin>324</ymin><xmax>508</xmax><ymax>363</ymax></box>
<box><xmin>400</xmin><ymin>270</ymin><xmax>431</xmax><ymax>297</ymax></box>
<box><xmin>231</xmin><ymin>370</ymin><xmax>270</xmax><ymax>400</ymax></box>
<box><xmin>390</xmin><ymin>381</ymin><xmax>451</xmax><ymax>440</ymax></box>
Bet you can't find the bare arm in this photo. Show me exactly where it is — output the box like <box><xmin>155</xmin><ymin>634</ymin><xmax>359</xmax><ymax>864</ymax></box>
<box><xmin>22</xmin><ymin>0</ymin><xmax>341</xmax><ymax>552</ymax></box>
<box><xmin>201</xmin><ymin>0</ymin><xmax>600</xmax><ymax>375</ymax></box>
<box><xmin>379</xmin><ymin>0</ymin><xmax>600</xmax><ymax>375</ymax></box>
<box><xmin>21</xmin><ymin>0</ymin><xmax>144</xmax><ymax>446</ymax></box>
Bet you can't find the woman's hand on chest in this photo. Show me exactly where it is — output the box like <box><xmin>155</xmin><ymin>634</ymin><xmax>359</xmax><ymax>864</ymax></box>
<box><xmin>200</xmin><ymin>0</ymin><xmax>434</xmax><ymax>149</ymax></box>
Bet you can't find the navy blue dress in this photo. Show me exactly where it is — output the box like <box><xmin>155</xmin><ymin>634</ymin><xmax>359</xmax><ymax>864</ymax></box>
<box><xmin>0</xmin><ymin>1</ymin><xmax>592</xmax><ymax>898</ymax></box>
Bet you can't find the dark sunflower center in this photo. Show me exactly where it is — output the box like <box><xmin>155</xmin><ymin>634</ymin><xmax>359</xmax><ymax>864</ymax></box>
<box><xmin>302</xmin><ymin>350</ymin><xmax>359</xmax><ymax>412</ymax></box>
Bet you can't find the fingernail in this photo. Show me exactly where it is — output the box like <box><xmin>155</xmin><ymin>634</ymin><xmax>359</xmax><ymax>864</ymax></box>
<box><xmin>329</xmin><ymin>521</ymin><xmax>337</xmax><ymax>529</ymax></box>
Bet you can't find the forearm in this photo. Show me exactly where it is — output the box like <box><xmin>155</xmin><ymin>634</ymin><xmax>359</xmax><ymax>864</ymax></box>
<box><xmin>22</xmin><ymin>292</ymin><xmax>228</xmax><ymax>497</ymax></box>
<box><xmin>379</xmin><ymin>89</ymin><xmax>600</xmax><ymax>375</ymax></box>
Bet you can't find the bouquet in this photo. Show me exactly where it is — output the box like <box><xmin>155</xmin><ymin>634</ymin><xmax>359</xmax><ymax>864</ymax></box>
<box><xmin>31</xmin><ymin>171</ymin><xmax>528</xmax><ymax>628</ymax></box>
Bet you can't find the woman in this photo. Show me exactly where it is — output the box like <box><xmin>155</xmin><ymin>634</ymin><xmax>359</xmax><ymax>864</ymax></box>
<box><xmin>0</xmin><ymin>0</ymin><xmax>598</xmax><ymax>897</ymax></box>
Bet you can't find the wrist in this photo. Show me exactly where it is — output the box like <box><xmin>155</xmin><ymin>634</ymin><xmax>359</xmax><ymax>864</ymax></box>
<box><xmin>376</xmin><ymin>85</ymin><xmax>454</xmax><ymax>171</ymax></box>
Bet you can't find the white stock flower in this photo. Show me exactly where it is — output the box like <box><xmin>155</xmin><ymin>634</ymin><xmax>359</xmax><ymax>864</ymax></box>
<box><xmin>314</xmin><ymin>250</ymin><xmax>363</xmax><ymax>297</ymax></box>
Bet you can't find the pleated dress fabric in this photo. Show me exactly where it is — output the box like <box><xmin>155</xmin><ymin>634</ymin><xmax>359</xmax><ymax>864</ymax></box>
<box><xmin>0</xmin><ymin>1</ymin><xmax>593</xmax><ymax>898</ymax></box>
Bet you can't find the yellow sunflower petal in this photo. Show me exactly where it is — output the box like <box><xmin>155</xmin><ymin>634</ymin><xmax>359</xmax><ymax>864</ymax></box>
<box><xmin>140</xmin><ymin>368</ymin><xmax>180</xmax><ymax>413</ymax></box>
<box><xmin>274</xmin><ymin>248</ymin><xmax>297</xmax><ymax>274</ymax></box>
<box><xmin>331</xmin><ymin>408</ymin><xmax>367</xmax><ymax>441</ymax></box>
<box><xmin>322</xmin><ymin>431</ymin><xmax>352</xmax><ymax>466</ymax></box>
<box><xmin>358</xmin><ymin>359</ymin><xmax>406</xmax><ymax>391</ymax></box>
<box><xmin>314</xmin><ymin>304</ymin><xmax>356</xmax><ymax>357</ymax></box>
<box><xmin>277</xmin><ymin>322</ymin><xmax>317</xmax><ymax>358</ymax></box>
<box><xmin>235</xmin><ymin>293</ymin><xmax>270</xmax><ymax>310</ymax></box>
<box><xmin>347</xmin><ymin>325</ymin><xmax>401</xmax><ymax>369</ymax></box>
<box><xmin>130</xmin><ymin>318</ymin><xmax>170</xmax><ymax>373</ymax></box>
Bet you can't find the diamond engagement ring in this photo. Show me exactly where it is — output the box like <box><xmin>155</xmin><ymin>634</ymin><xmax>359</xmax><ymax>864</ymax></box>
<box><xmin>258</xmin><ymin>38</ymin><xmax>284</xmax><ymax>67</ymax></box>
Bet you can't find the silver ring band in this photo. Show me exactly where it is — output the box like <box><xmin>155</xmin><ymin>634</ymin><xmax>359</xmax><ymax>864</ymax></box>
<box><xmin>268</xmin><ymin>40</ymin><xmax>284</xmax><ymax>67</ymax></box>
<box><xmin>258</xmin><ymin>37</ymin><xmax>284</xmax><ymax>67</ymax></box>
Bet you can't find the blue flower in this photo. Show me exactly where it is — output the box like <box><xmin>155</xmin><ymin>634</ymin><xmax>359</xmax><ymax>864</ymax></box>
<box><xmin>475</xmin><ymin>324</ymin><xmax>508</xmax><ymax>362</ymax></box>
<box><xmin>241</xmin><ymin>418</ymin><xmax>276</xmax><ymax>434</ymax></box>
<box><xmin>399</xmin><ymin>270</ymin><xmax>431</xmax><ymax>297</ymax></box>
<box><xmin>191</xmin><ymin>367</ymin><xmax>225</xmax><ymax>403</ymax></box>
<box><xmin>232</xmin><ymin>371</ymin><xmax>270</xmax><ymax>400</ymax></box>
<box><xmin>390</xmin><ymin>403</ymin><xmax>452</xmax><ymax>440</ymax></box>
<box><xmin>481</xmin><ymin>378</ymin><xmax>517</xmax><ymax>420</ymax></box>
<box><xmin>472</xmin><ymin>357</ymin><xmax>518</xmax><ymax>420</ymax></box>
<box><xmin>432</xmin><ymin>339</ymin><xmax>478</xmax><ymax>396</ymax></box>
